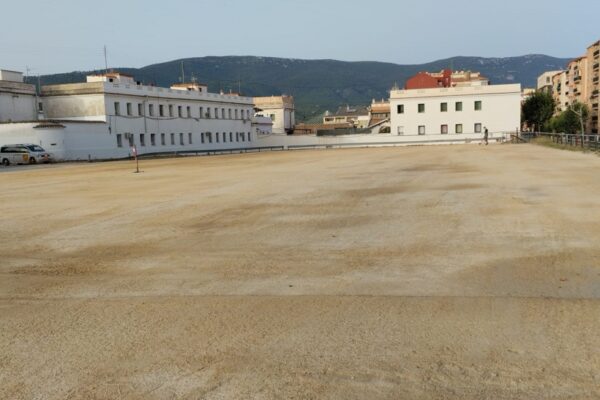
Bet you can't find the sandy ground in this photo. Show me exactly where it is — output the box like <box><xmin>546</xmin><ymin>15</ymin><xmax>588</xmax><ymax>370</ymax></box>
<box><xmin>1</xmin><ymin>144</ymin><xmax>600</xmax><ymax>399</ymax></box>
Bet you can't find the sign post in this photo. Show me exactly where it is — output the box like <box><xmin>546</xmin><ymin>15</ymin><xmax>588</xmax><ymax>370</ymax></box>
<box><xmin>131</xmin><ymin>145</ymin><xmax>139</xmax><ymax>173</ymax></box>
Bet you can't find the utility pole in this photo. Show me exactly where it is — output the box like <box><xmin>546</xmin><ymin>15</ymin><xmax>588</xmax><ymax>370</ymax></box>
<box><xmin>570</xmin><ymin>105</ymin><xmax>585</xmax><ymax>147</ymax></box>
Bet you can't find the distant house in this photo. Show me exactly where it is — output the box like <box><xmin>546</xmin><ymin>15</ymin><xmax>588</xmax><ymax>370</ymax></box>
<box><xmin>323</xmin><ymin>105</ymin><xmax>370</xmax><ymax>128</ymax></box>
<box><xmin>405</xmin><ymin>69</ymin><xmax>489</xmax><ymax>90</ymax></box>
<box><xmin>253</xmin><ymin>96</ymin><xmax>295</xmax><ymax>134</ymax></box>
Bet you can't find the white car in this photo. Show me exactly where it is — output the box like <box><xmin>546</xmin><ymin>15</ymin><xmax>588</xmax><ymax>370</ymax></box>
<box><xmin>1</xmin><ymin>144</ymin><xmax>52</xmax><ymax>166</ymax></box>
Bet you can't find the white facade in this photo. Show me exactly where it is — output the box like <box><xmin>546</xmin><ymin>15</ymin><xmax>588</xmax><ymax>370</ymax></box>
<box><xmin>389</xmin><ymin>84</ymin><xmax>521</xmax><ymax>138</ymax></box>
<box><xmin>30</xmin><ymin>73</ymin><xmax>256</xmax><ymax>159</ymax></box>
<box><xmin>253</xmin><ymin>96</ymin><xmax>295</xmax><ymax>134</ymax></box>
<box><xmin>0</xmin><ymin>69</ymin><xmax>38</xmax><ymax>122</ymax></box>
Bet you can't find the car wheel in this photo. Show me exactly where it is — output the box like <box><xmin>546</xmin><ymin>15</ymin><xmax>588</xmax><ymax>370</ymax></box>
<box><xmin>2</xmin><ymin>158</ymin><xmax>9</xmax><ymax>166</ymax></box>
<box><xmin>29</xmin><ymin>157</ymin><xmax>37</xmax><ymax>164</ymax></box>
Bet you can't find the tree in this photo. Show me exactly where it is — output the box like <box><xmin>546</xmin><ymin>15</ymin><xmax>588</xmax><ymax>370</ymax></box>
<box><xmin>522</xmin><ymin>91</ymin><xmax>555</xmax><ymax>132</ymax></box>
<box><xmin>547</xmin><ymin>102</ymin><xmax>589</xmax><ymax>134</ymax></box>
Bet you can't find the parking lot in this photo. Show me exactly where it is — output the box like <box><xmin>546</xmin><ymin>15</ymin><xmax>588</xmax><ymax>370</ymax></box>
<box><xmin>2</xmin><ymin>144</ymin><xmax>600</xmax><ymax>399</ymax></box>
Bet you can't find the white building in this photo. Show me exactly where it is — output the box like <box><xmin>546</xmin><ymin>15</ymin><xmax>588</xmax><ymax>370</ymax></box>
<box><xmin>253</xmin><ymin>96</ymin><xmax>295</xmax><ymax>134</ymax></box>
<box><xmin>0</xmin><ymin>72</ymin><xmax>257</xmax><ymax>160</ymax></box>
<box><xmin>0</xmin><ymin>69</ymin><xmax>38</xmax><ymax>122</ymax></box>
<box><xmin>390</xmin><ymin>84</ymin><xmax>521</xmax><ymax>139</ymax></box>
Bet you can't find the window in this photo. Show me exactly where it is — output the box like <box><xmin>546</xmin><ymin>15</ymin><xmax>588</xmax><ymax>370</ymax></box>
<box><xmin>207</xmin><ymin>132</ymin><xmax>212</xmax><ymax>143</ymax></box>
<box><xmin>150</xmin><ymin>133</ymin><xmax>156</xmax><ymax>146</ymax></box>
<box><xmin>248</xmin><ymin>132</ymin><xmax>252</xmax><ymax>141</ymax></box>
<box><xmin>236</xmin><ymin>132</ymin><xmax>240</xmax><ymax>142</ymax></box>
<box><xmin>149</xmin><ymin>104</ymin><xmax>155</xmax><ymax>116</ymax></box>
<box><xmin>114</xmin><ymin>102</ymin><xmax>121</xmax><ymax>115</ymax></box>
<box><xmin>138</xmin><ymin>103</ymin><xmax>143</xmax><ymax>116</ymax></box>
<box><xmin>222</xmin><ymin>132</ymin><xmax>226</xmax><ymax>142</ymax></box>
<box><xmin>207</xmin><ymin>108</ymin><xmax>211</xmax><ymax>119</ymax></box>
<box><xmin>221</xmin><ymin>108</ymin><xmax>225</xmax><ymax>119</ymax></box>
<box><xmin>187</xmin><ymin>106</ymin><xmax>191</xmax><ymax>118</ymax></box>
<box><xmin>229</xmin><ymin>132</ymin><xmax>233</xmax><ymax>142</ymax></box>
<box><xmin>270</xmin><ymin>114</ymin><xmax>276</xmax><ymax>121</ymax></box>
<box><xmin>188</xmin><ymin>132</ymin><xmax>192</xmax><ymax>144</ymax></box>
<box><xmin>216</xmin><ymin>132</ymin><xmax>220</xmax><ymax>143</ymax></box>
<box><xmin>228</xmin><ymin>109</ymin><xmax>232</xmax><ymax>119</ymax></box>
<box><xmin>199</xmin><ymin>107</ymin><xmax>204</xmax><ymax>118</ymax></box>
<box><xmin>179</xmin><ymin>133</ymin><xmax>184</xmax><ymax>145</ymax></box>
<box><xmin>235</xmin><ymin>109</ymin><xmax>239</xmax><ymax>119</ymax></box>
<box><xmin>201</xmin><ymin>133</ymin><xmax>205</xmax><ymax>143</ymax></box>
<box><xmin>418</xmin><ymin>125</ymin><xmax>426</xmax><ymax>135</ymax></box>
<box><xmin>178</xmin><ymin>106</ymin><xmax>183</xmax><ymax>118</ymax></box>
<box><xmin>241</xmin><ymin>132</ymin><xmax>245</xmax><ymax>141</ymax></box>
<box><xmin>397</xmin><ymin>104</ymin><xmax>404</xmax><ymax>114</ymax></box>
<box><xmin>140</xmin><ymin>134</ymin><xmax>146</xmax><ymax>146</ymax></box>
<box><xmin>128</xmin><ymin>134</ymin><xmax>134</xmax><ymax>147</ymax></box>
<box><xmin>214</xmin><ymin>108</ymin><xmax>219</xmax><ymax>119</ymax></box>
<box><xmin>474</xmin><ymin>123</ymin><xmax>482</xmax><ymax>133</ymax></box>
<box><xmin>455</xmin><ymin>102</ymin><xmax>463</xmax><ymax>111</ymax></box>
<box><xmin>441</xmin><ymin>124</ymin><xmax>448</xmax><ymax>134</ymax></box>
<box><xmin>126</xmin><ymin>103</ymin><xmax>132</xmax><ymax>116</ymax></box>
<box><xmin>440</xmin><ymin>102</ymin><xmax>448</xmax><ymax>112</ymax></box>
<box><xmin>475</xmin><ymin>101</ymin><xmax>482</xmax><ymax>111</ymax></box>
<box><xmin>161</xmin><ymin>133</ymin><xmax>166</xmax><ymax>145</ymax></box>
<box><xmin>397</xmin><ymin>126</ymin><xmax>404</xmax><ymax>135</ymax></box>
<box><xmin>170</xmin><ymin>133</ymin><xmax>175</xmax><ymax>145</ymax></box>
<box><xmin>455</xmin><ymin>124</ymin><xmax>463</xmax><ymax>134</ymax></box>
<box><xmin>169</xmin><ymin>105</ymin><xmax>174</xmax><ymax>117</ymax></box>
<box><xmin>116</xmin><ymin>134</ymin><xmax>123</xmax><ymax>147</ymax></box>
<box><xmin>418</xmin><ymin>104</ymin><xmax>425</xmax><ymax>113</ymax></box>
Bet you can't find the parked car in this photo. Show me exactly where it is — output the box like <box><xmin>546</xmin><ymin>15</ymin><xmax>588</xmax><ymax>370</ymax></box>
<box><xmin>0</xmin><ymin>144</ymin><xmax>52</xmax><ymax>166</ymax></box>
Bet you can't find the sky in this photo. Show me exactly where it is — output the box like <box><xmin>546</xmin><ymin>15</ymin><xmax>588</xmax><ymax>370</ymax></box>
<box><xmin>1</xmin><ymin>0</ymin><xmax>599</xmax><ymax>75</ymax></box>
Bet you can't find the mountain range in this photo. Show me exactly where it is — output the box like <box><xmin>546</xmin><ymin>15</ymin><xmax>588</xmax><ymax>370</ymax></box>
<box><xmin>30</xmin><ymin>55</ymin><xmax>571</xmax><ymax>122</ymax></box>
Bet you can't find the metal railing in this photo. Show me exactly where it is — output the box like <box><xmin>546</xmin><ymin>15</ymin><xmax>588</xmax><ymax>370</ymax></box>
<box><xmin>531</xmin><ymin>132</ymin><xmax>600</xmax><ymax>151</ymax></box>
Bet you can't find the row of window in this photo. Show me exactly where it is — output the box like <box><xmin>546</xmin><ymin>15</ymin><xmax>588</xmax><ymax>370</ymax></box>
<box><xmin>114</xmin><ymin>101</ymin><xmax>251</xmax><ymax>120</ymax></box>
<box><xmin>397</xmin><ymin>101</ymin><xmax>482</xmax><ymax>114</ymax></box>
<box><xmin>116</xmin><ymin>131</ymin><xmax>252</xmax><ymax>148</ymax></box>
<box><xmin>397</xmin><ymin>123</ymin><xmax>484</xmax><ymax>135</ymax></box>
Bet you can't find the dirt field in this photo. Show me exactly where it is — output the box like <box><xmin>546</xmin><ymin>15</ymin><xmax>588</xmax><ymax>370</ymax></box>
<box><xmin>2</xmin><ymin>144</ymin><xmax>600</xmax><ymax>399</ymax></box>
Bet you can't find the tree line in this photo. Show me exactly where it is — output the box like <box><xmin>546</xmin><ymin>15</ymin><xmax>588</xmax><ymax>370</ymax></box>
<box><xmin>522</xmin><ymin>91</ymin><xmax>589</xmax><ymax>134</ymax></box>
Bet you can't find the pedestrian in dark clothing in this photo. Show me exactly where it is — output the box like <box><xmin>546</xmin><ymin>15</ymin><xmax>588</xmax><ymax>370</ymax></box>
<box><xmin>484</xmin><ymin>127</ymin><xmax>489</xmax><ymax>145</ymax></box>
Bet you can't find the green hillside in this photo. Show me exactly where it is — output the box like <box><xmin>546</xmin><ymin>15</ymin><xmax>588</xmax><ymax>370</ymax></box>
<box><xmin>31</xmin><ymin>55</ymin><xmax>570</xmax><ymax>122</ymax></box>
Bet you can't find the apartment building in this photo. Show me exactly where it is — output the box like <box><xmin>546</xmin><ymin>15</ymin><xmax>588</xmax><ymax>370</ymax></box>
<box><xmin>551</xmin><ymin>71</ymin><xmax>569</xmax><ymax>112</ymax></box>
<box><xmin>253</xmin><ymin>95</ymin><xmax>295</xmax><ymax>134</ymax></box>
<box><xmin>537</xmin><ymin>70</ymin><xmax>563</xmax><ymax>93</ymax></box>
<box><xmin>537</xmin><ymin>38</ymin><xmax>600</xmax><ymax>133</ymax></box>
<box><xmin>586</xmin><ymin>40</ymin><xmax>599</xmax><ymax>133</ymax></box>
<box><xmin>0</xmin><ymin>69</ymin><xmax>38</xmax><ymax>122</ymax></box>
<box><xmin>390</xmin><ymin>81</ymin><xmax>521</xmax><ymax>138</ymax></box>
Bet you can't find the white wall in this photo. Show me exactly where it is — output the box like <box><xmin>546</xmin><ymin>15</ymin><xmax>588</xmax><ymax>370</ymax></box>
<box><xmin>389</xmin><ymin>84</ymin><xmax>521</xmax><ymax>137</ymax></box>
<box><xmin>0</xmin><ymin>92</ymin><xmax>37</xmax><ymax>122</ymax></box>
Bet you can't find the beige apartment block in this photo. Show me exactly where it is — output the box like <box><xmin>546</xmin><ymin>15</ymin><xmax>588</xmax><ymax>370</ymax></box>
<box><xmin>552</xmin><ymin>71</ymin><xmax>569</xmax><ymax>112</ymax></box>
<box><xmin>586</xmin><ymin>40</ymin><xmax>599</xmax><ymax>133</ymax></box>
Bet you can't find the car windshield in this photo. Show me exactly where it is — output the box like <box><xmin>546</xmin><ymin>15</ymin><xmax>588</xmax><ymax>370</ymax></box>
<box><xmin>27</xmin><ymin>145</ymin><xmax>45</xmax><ymax>152</ymax></box>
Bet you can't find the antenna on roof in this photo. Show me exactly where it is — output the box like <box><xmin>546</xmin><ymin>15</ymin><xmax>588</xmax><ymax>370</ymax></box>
<box><xmin>104</xmin><ymin>45</ymin><xmax>109</xmax><ymax>74</ymax></box>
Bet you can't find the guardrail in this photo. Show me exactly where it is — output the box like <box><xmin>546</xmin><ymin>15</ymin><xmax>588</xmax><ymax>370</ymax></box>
<box><xmin>533</xmin><ymin>132</ymin><xmax>600</xmax><ymax>152</ymax></box>
<box><xmin>137</xmin><ymin>146</ymin><xmax>285</xmax><ymax>159</ymax></box>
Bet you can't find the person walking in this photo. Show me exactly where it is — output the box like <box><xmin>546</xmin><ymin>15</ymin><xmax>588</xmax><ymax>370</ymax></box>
<box><xmin>483</xmin><ymin>127</ymin><xmax>489</xmax><ymax>146</ymax></box>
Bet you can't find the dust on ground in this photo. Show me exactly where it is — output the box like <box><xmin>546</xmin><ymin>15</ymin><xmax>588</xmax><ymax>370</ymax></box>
<box><xmin>2</xmin><ymin>144</ymin><xmax>600</xmax><ymax>399</ymax></box>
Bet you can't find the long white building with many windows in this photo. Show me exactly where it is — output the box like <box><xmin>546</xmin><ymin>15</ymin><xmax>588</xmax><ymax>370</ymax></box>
<box><xmin>25</xmin><ymin>72</ymin><xmax>255</xmax><ymax>159</ymax></box>
<box><xmin>390</xmin><ymin>84</ymin><xmax>521</xmax><ymax>140</ymax></box>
